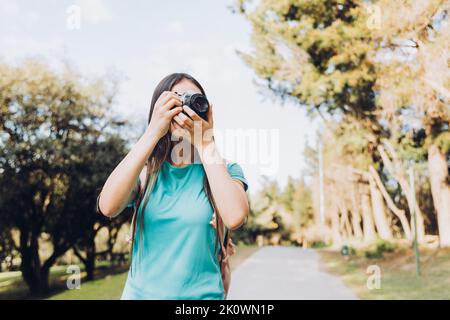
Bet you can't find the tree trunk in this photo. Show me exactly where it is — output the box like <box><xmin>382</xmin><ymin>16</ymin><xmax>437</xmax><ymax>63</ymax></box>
<box><xmin>350</xmin><ymin>189</ymin><xmax>364</xmax><ymax>239</ymax></box>
<box><xmin>360</xmin><ymin>186</ymin><xmax>377</xmax><ymax>242</ymax></box>
<box><xmin>428</xmin><ymin>144</ymin><xmax>450</xmax><ymax>247</ymax></box>
<box><xmin>337</xmin><ymin>201</ymin><xmax>353</xmax><ymax>240</ymax></box>
<box><xmin>39</xmin><ymin>267</ymin><xmax>50</xmax><ymax>294</ymax></box>
<box><xmin>21</xmin><ymin>251</ymin><xmax>41</xmax><ymax>295</ymax></box>
<box><xmin>369</xmin><ymin>166</ymin><xmax>412</xmax><ymax>240</ymax></box>
<box><xmin>343</xmin><ymin>209</ymin><xmax>353</xmax><ymax>240</ymax></box>
<box><xmin>369</xmin><ymin>176</ymin><xmax>393</xmax><ymax>240</ymax></box>
<box><xmin>74</xmin><ymin>236</ymin><xmax>97</xmax><ymax>281</ymax></box>
<box><xmin>20</xmin><ymin>229</ymin><xmax>49</xmax><ymax>295</ymax></box>
<box><xmin>378</xmin><ymin>144</ymin><xmax>426</xmax><ymax>242</ymax></box>
<box><xmin>85</xmin><ymin>245</ymin><xmax>96</xmax><ymax>281</ymax></box>
<box><xmin>330</xmin><ymin>203</ymin><xmax>342</xmax><ymax>246</ymax></box>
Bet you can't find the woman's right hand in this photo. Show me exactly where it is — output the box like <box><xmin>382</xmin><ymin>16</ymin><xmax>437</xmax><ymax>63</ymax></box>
<box><xmin>147</xmin><ymin>91</ymin><xmax>183</xmax><ymax>139</ymax></box>
<box><xmin>98</xmin><ymin>92</ymin><xmax>183</xmax><ymax>218</ymax></box>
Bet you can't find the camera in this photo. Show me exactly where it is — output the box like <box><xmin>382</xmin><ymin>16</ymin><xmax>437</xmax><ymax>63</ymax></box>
<box><xmin>176</xmin><ymin>91</ymin><xmax>209</xmax><ymax>121</ymax></box>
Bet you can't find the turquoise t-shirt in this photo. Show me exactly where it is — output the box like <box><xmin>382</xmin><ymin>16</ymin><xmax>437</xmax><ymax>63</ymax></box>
<box><xmin>121</xmin><ymin>160</ymin><xmax>248</xmax><ymax>300</ymax></box>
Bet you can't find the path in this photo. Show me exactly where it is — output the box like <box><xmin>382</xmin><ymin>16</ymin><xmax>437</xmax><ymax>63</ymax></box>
<box><xmin>227</xmin><ymin>246</ymin><xmax>357</xmax><ymax>300</ymax></box>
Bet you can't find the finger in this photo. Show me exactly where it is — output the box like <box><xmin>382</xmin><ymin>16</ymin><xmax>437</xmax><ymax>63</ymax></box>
<box><xmin>170</xmin><ymin>121</ymin><xmax>176</xmax><ymax>132</ymax></box>
<box><xmin>156</xmin><ymin>91</ymin><xmax>173</xmax><ymax>106</ymax></box>
<box><xmin>182</xmin><ymin>105</ymin><xmax>203</xmax><ymax>122</ymax></box>
<box><xmin>167</xmin><ymin>106</ymin><xmax>183</xmax><ymax>118</ymax></box>
<box><xmin>172</xmin><ymin>120</ymin><xmax>188</xmax><ymax>132</ymax></box>
<box><xmin>171</xmin><ymin>120</ymin><xmax>182</xmax><ymax>133</ymax></box>
<box><xmin>162</xmin><ymin>97</ymin><xmax>182</xmax><ymax>111</ymax></box>
<box><xmin>157</xmin><ymin>92</ymin><xmax>180</xmax><ymax>109</ymax></box>
<box><xmin>173</xmin><ymin>115</ymin><xmax>185</xmax><ymax>128</ymax></box>
<box><xmin>177</xmin><ymin>112</ymin><xmax>194</xmax><ymax>129</ymax></box>
<box><xmin>171</xmin><ymin>121</ymin><xmax>190</xmax><ymax>138</ymax></box>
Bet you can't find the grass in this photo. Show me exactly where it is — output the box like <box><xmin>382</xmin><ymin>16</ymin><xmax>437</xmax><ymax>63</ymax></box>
<box><xmin>0</xmin><ymin>262</ymin><xmax>128</xmax><ymax>300</ymax></box>
<box><xmin>318</xmin><ymin>247</ymin><xmax>450</xmax><ymax>299</ymax></box>
<box><xmin>0</xmin><ymin>245</ymin><xmax>259</xmax><ymax>300</ymax></box>
<box><xmin>49</xmin><ymin>272</ymin><xmax>128</xmax><ymax>300</ymax></box>
<box><xmin>0</xmin><ymin>265</ymin><xmax>83</xmax><ymax>300</ymax></box>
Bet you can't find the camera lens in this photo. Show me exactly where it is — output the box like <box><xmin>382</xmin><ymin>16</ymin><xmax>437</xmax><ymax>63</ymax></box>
<box><xmin>180</xmin><ymin>92</ymin><xmax>209</xmax><ymax>120</ymax></box>
<box><xmin>191</xmin><ymin>95</ymin><xmax>209</xmax><ymax>113</ymax></box>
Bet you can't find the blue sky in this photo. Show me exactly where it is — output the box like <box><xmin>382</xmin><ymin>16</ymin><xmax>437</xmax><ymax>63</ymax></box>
<box><xmin>0</xmin><ymin>0</ymin><xmax>318</xmax><ymax>192</ymax></box>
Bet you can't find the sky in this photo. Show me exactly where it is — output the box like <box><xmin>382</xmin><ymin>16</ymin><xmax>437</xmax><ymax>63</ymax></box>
<box><xmin>0</xmin><ymin>0</ymin><xmax>319</xmax><ymax>192</ymax></box>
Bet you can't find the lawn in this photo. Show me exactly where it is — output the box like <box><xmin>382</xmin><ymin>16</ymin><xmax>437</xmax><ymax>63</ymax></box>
<box><xmin>0</xmin><ymin>265</ymin><xmax>80</xmax><ymax>300</ymax></box>
<box><xmin>318</xmin><ymin>247</ymin><xmax>450</xmax><ymax>299</ymax></box>
<box><xmin>0</xmin><ymin>244</ymin><xmax>260</xmax><ymax>300</ymax></box>
<box><xmin>49</xmin><ymin>272</ymin><xmax>129</xmax><ymax>300</ymax></box>
<box><xmin>50</xmin><ymin>244</ymin><xmax>259</xmax><ymax>300</ymax></box>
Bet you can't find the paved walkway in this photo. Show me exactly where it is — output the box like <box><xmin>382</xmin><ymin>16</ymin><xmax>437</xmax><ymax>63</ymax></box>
<box><xmin>227</xmin><ymin>246</ymin><xmax>358</xmax><ymax>300</ymax></box>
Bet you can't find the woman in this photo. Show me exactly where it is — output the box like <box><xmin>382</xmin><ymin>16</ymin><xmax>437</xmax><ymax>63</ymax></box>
<box><xmin>97</xmin><ymin>73</ymin><xmax>249</xmax><ymax>300</ymax></box>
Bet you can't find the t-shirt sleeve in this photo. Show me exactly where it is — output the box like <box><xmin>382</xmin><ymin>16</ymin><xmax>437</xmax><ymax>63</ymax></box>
<box><xmin>126</xmin><ymin>176</ymin><xmax>141</xmax><ymax>208</ymax></box>
<box><xmin>226</xmin><ymin>162</ymin><xmax>248</xmax><ymax>192</ymax></box>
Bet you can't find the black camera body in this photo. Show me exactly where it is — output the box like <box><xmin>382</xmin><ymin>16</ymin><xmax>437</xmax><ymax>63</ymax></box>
<box><xmin>178</xmin><ymin>92</ymin><xmax>209</xmax><ymax>121</ymax></box>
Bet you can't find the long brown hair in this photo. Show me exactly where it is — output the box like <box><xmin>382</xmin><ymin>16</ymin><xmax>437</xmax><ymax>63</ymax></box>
<box><xmin>129</xmin><ymin>73</ymin><xmax>228</xmax><ymax>275</ymax></box>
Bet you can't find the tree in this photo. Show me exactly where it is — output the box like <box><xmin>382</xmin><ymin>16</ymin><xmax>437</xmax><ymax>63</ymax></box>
<box><xmin>236</xmin><ymin>0</ymin><xmax>448</xmax><ymax>246</ymax></box>
<box><xmin>236</xmin><ymin>0</ymin><xmax>378</xmax><ymax>124</ymax></box>
<box><xmin>372</xmin><ymin>0</ymin><xmax>450</xmax><ymax>246</ymax></box>
<box><xmin>0</xmin><ymin>226</ymin><xmax>17</xmax><ymax>272</ymax></box>
<box><xmin>0</xmin><ymin>59</ymin><xmax>129</xmax><ymax>294</ymax></box>
<box><xmin>69</xmin><ymin>134</ymin><xmax>132</xmax><ymax>281</ymax></box>
<box><xmin>235</xmin><ymin>0</ymin><xmax>384</xmax><ymax>245</ymax></box>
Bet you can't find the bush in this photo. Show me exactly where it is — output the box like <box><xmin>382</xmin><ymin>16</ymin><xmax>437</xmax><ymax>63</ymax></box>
<box><xmin>311</xmin><ymin>241</ymin><xmax>329</xmax><ymax>249</ymax></box>
<box><xmin>364</xmin><ymin>239</ymin><xmax>397</xmax><ymax>259</ymax></box>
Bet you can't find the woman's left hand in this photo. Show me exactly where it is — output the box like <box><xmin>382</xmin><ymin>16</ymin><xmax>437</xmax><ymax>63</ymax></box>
<box><xmin>171</xmin><ymin>103</ymin><xmax>214</xmax><ymax>149</ymax></box>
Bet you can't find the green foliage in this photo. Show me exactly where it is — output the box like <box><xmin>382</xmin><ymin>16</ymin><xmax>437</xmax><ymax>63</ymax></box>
<box><xmin>327</xmin><ymin>120</ymin><xmax>376</xmax><ymax>170</ymax></box>
<box><xmin>362</xmin><ymin>239</ymin><xmax>398</xmax><ymax>259</ymax></box>
<box><xmin>434</xmin><ymin>131</ymin><xmax>450</xmax><ymax>155</ymax></box>
<box><xmin>237</xmin><ymin>0</ymin><xmax>449</xmax><ymax>246</ymax></box>
<box><xmin>311</xmin><ymin>241</ymin><xmax>330</xmax><ymax>249</ymax></box>
<box><xmin>373</xmin><ymin>0</ymin><xmax>450</xmax><ymax>147</ymax></box>
<box><xmin>235</xmin><ymin>176</ymin><xmax>314</xmax><ymax>245</ymax></box>
<box><xmin>0</xmin><ymin>58</ymin><xmax>131</xmax><ymax>293</ymax></box>
<box><xmin>238</xmin><ymin>0</ymin><xmax>377</xmax><ymax>118</ymax></box>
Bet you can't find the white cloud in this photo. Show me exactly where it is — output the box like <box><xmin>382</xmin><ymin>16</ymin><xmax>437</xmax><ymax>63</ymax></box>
<box><xmin>167</xmin><ymin>21</ymin><xmax>183</xmax><ymax>34</ymax></box>
<box><xmin>0</xmin><ymin>1</ymin><xmax>40</xmax><ymax>32</ymax></box>
<box><xmin>75</xmin><ymin>0</ymin><xmax>114</xmax><ymax>24</ymax></box>
<box><xmin>0</xmin><ymin>0</ymin><xmax>19</xmax><ymax>16</ymax></box>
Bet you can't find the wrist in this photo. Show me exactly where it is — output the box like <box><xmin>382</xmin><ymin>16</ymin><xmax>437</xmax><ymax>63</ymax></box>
<box><xmin>145</xmin><ymin>125</ymin><xmax>162</xmax><ymax>139</ymax></box>
<box><xmin>142</xmin><ymin>127</ymin><xmax>161</xmax><ymax>147</ymax></box>
<box><xmin>194</xmin><ymin>127</ymin><xmax>215</xmax><ymax>149</ymax></box>
<box><xmin>198</xmin><ymin>140</ymin><xmax>224</xmax><ymax>165</ymax></box>
<box><xmin>200</xmin><ymin>138</ymin><xmax>215</xmax><ymax>149</ymax></box>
